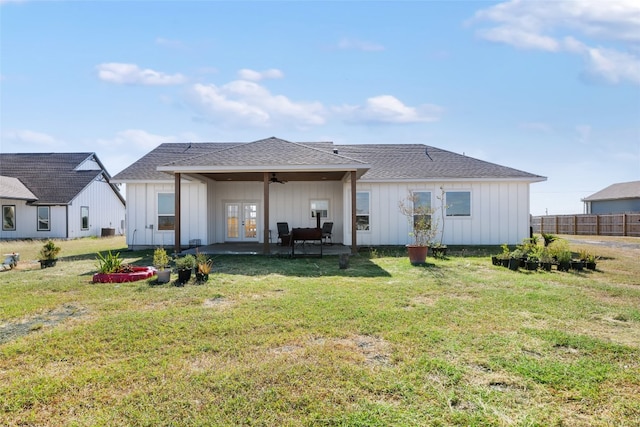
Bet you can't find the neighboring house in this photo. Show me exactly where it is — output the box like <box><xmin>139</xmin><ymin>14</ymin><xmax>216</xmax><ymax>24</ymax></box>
<box><xmin>582</xmin><ymin>180</ymin><xmax>640</xmax><ymax>214</ymax></box>
<box><xmin>0</xmin><ymin>152</ymin><xmax>126</xmax><ymax>240</ymax></box>
<box><xmin>113</xmin><ymin>137</ymin><xmax>545</xmax><ymax>253</ymax></box>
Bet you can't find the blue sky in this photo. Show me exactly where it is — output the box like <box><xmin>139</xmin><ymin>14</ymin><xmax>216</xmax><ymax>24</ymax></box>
<box><xmin>1</xmin><ymin>0</ymin><xmax>638</xmax><ymax>215</ymax></box>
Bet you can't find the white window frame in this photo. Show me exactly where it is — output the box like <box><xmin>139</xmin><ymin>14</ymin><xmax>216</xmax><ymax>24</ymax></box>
<box><xmin>81</xmin><ymin>206</ymin><xmax>89</xmax><ymax>230</ymax></box>
<box><xmin>157</xmin><ymin>192</ymin><xmax>175</xmax><ymax>231</ymax></box>
<box><xmin>412</xmin><ymin>190</ymin><xmax>432</xmax><ymax>231</ymax></box>
<box><xmin>356</xmin><ymin>191</ymin><xmax>370</xmax><ymax>231</ymax></box>
<box><xmin>2</xmin><ymin>205</ymin><xmax>16</xmax><ymax>231</ymax></box>
<box><xmin>310</xmin><ymin>199</ymin><xmax>330</xmax><ymax>219</ymax></box>
<box><xmin>445</xmin><ymin>191</ymin><xmax>472</xmax><ymax>217</ymax></box>
<box><xmin>37</xmin><ymin>206</ymin><xmax>50</xmax><ymax>231</ymax></box>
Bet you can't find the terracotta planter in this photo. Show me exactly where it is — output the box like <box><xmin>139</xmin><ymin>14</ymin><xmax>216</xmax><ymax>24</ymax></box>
<box><xmin>406</xmin><ymin>245</ymin><xmax>428</xmax><ymax>265</ymax></box>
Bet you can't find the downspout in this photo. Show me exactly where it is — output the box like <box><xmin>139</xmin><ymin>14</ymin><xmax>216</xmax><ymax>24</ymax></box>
<box><xmin>66</xmin><ymin>205</ymin><xmax>69</xmax><ymax>239</ymax></box>
<box><xmin>351</xmin><ymin>171</ymin><xmax>357</xmax><ymax>255</ymax></box>
<box><xmin>174</xmin><ymin>172</ymin><xmax>181</xmax><ymax>254</ymax></box>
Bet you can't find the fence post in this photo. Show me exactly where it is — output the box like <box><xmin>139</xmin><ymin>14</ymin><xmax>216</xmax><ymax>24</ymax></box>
<box><xmin>555</xmin><ymin>216</ymin><xmax>559</xmax><ymax>234</ymax></box>
<box><xmin>623</xmin><ymin>213</ymin><xmax>627</xmax><ymax>236</ymax></box>
<box><xmin>573</xmin><ymin>215</ymin><xmax>577</xmax><ymax>235</ymax></box>
<box><xmin>596</xmin><ymin>215</ymin><xmax>600</xmax><ymax>235</ymax></box>
<box><xmin>540</xmin><ymin>216</ymin><xmax>543</xmax><ymax>234</ymax></box>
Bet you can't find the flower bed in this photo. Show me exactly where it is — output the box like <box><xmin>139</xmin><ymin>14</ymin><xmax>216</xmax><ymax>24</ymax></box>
<box><xmin>93</xmin><ymin>266</ymin><xmax>157</xmax><ymax>283</ymax></box>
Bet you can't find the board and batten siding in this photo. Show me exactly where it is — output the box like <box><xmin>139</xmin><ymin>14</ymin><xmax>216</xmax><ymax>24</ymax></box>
<box><xmin>67</xmin><ymin>180</ymin><xmax>125</xmax><ymax>239</ymax></box>
<box><xmin>125</xmin><ymin>181</ymin><xmax>207</xmax><ymax>248</ymax></box>
<box><xmin>0</xmin><ymin>201</ymin><xmax>67</xmax><ymax>239</ymax></box>
<box><xmin>208</xmin><ymin>180</ymin><xmax>343</xmax><ymax>244</ymax></box>
<box><xmin>343</xmin><ymin>180</ymin><xmax>531</xmax><ymax>246</ymax></box>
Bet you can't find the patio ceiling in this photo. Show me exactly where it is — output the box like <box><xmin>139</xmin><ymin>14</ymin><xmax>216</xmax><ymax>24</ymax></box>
<box><xmin>197</xmin><ymin>170</ymin><xmax>348</xmax><ymax>182</ymax></box>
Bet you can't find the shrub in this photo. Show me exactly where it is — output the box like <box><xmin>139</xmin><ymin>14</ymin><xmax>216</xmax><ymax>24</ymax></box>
<box><xmin>175</xmin><ymin>254</ymin><xmax>196</xmax><ymax>271</ymax></box>
<box><xmin>39</xmin><ymin>240</ymin><xmax>61</xmax><ymax>260</ymax></box>
<box><xmin>95</xmin><ymin>250</ymin><xmax>125</xmax><ymax>274</ymax></box>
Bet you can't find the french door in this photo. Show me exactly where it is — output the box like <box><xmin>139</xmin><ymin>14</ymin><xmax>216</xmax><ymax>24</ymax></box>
<box><xmin>225</xmin><ymin>202</ymin><xmax>259</xmax><ymax>242</ymax></box>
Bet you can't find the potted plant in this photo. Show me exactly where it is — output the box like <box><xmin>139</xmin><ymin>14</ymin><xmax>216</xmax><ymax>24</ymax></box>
<box><xmin>548</xmin><ymin>238</ymin><xmax>571</xmax><ymax>271</ymax></box>
<box><xmin>153</xmin><ymin>247</ymin><xmax>171</xmax><ymax>283</ymax></box>
<box><xmin>496</xmin><ymin>243</ymin><xmax>511</xmax><ymax>267</ymax></box>
<box><xmin>174</xmin><ymin>254</ymin><xmax>196</xmax><ymax>285</ymax></box>
<box><xmin>525</xmin><ymin>254</ymin><xmax>539</xmax><ymax>271</ymax></box>
<box><xmin>556</xmin><ymin>250</ymin><xmax>572</xmax><ymax>272</ymax></box>
<box><xmin>508</xmin><ymin>248</ymin><xmax>524</xmax><ymax>271</ymax></box>
<box><xmin>39</xmin><ymin>240</ymin><xmax>61</xmax><ymax>268</ymax></box>
<box><xmin>539</xmin><ymin>247</ymin><xmax>553</xmax><ymax>271</ymax></box>
<box><xmin>585</xmin><ymin>253</ymin><xmax>598</xmax><ymax>270</ymax></box>
<box><xmin>195</xmin><ymin>251</ymin><xmax>212</xmax><ymax>283</ymax></box>
<box><xmin>398</xmin><ymin>192</ymin><xmax>436</xmax><ymax>265</ymax></box>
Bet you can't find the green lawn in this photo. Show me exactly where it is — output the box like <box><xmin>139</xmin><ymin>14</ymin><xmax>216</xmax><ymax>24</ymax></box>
<box><xmin>1</xmin><ymin>236</ymin><xmax>638</xmax><ymax>426</ymax></box>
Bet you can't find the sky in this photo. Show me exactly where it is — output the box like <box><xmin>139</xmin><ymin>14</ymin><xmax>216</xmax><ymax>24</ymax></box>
<box><xmin>1</xmin><ymin>0</ymin><xmax>639</xmax><ymax>215</ymax></box>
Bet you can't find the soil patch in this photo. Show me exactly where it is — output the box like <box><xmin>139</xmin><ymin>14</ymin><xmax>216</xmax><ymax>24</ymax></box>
<box><xmin>0</xmin><ymin>304</ymin><xmax>87</xmax><ymax>344</ymax></box>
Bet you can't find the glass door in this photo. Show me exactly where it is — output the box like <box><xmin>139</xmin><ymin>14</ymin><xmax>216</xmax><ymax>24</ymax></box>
<box><xmin>225</xmin><ymin>202</ymin><xmax>259</xmax><ymax>241</ymax></box>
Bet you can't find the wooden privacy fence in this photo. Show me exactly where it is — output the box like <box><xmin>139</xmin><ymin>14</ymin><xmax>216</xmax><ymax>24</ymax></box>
<box><xmin>531</xmin><ymin>213</ymin><xmax>640</xmax><ymax>237</ymax></box>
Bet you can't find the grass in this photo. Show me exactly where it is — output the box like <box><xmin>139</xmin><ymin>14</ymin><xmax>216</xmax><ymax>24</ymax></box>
<box><xmin>0</xmin><ymin>236</ymin><xmax>639</xmax><ymax>426</ymax></box>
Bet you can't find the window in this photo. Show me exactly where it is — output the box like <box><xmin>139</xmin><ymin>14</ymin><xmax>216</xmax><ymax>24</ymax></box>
<box><xmin>356</xmin><ymin>192</ymin><xmax>370</xmax><ymax>231</ymax></box>
<box><xmin>158</xmin><ymin>193</ymin><xmax>175</xmax><ymax>231</ymax></box>
<box><xmin>37</xmin><ymin>206</ymin><xmax>50</xmax><ymax>231</ymax></box>
<box><xmin>310</xmin><ymin>199</ymin><xmax>329</xmax><ymax>218</ymax></box>
<box><xmin>413</xmin><ymin>191</ymin><xmax>432</xmax><ymax>230</ymax></box>
<box><xmin>446</xmin><ymin>191</ymin><xmax>471</xmax><ymax>217</ymax></box>
<box><xmin>81</xmin><ymin>206</ymin><xmax>89</xmax><ymax>230</ymax></box>
<box><xmin>2</xmin><ymin>205</ymin><xmax>16</xmax><ymax>231</ymax></box>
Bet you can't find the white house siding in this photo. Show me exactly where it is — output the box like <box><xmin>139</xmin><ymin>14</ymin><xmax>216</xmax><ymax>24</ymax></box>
<box><xmin>344</xmin><ymin>180</ymin><xmax>531</xmax><ymax>246</ymax></box>
<box><xmin>75</xmin><ymin>158</ymin><xmax>102</xmax><ymax>171</ymax></box>
<box><xmin>125</xmin><ymin>181</ymin><xmax>207</xmax><ymax>249</ymax></box>
<box><xmin>208</xmin><ymin>180</ymin><xmax>343</xmax><ymax>243</ymax></box>
<box><xmin>67</xmin><ymin>180</ymin><xmax>125</xmax><ymax>239</ymax></box>
<box><xmin>0</xmin><ymin>200</ymin><xmax>67</xmax><ymax>239</ymax></box>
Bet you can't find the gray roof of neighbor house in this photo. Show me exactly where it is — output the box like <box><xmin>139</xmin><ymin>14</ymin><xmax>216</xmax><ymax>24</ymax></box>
<box><xmin>113</xmin><ymin>137</ymin><xmax>546</xmax><ymax>182</ymax></box>
<box><xmin>0</xmin><ymin>152</ymin><xmax>125</xmax><ymax>205</ymax></box>
<box><xmin>582</xmin><ymin>180</ymin><xmax>640</xmax><ymax>202</ymax></box>
<box><xmin>0</xmin><ymin>176</ymin><xmax>38</xmax><ymax>200</ymax></box>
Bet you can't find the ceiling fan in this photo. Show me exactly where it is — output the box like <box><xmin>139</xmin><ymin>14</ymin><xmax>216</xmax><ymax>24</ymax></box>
<box><xmin>269</xmin><ymin>172</ymin><xmax>287</xmax><ymax>184</ymax></box>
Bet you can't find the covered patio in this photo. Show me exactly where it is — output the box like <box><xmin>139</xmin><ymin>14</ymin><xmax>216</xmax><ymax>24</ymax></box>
<box><xmin>182</xmin><ymin>242</ymin><xmax>352</xmax><ymax>257</ymax></box>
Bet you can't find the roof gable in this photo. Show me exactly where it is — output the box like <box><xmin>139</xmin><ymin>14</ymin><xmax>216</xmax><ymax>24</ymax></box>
<box><xmin>0</xmin><ymin>152</ymin><xmax>122</xmax><ymax>205</ymax></box>
<box><xmin>160</xmin><ymin>137</ymin><xmax>367</xmax><ymax>171</ymax></box>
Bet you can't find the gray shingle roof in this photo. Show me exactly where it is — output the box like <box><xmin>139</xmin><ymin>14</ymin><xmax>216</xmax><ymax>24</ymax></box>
<box><xmin>582</xmin><ymin>180</ymin><xmax>640</xmax><ymax>201</ymax></box>
<box><xmin>114</xmin><ymin>142</ymin><xmax>239</xmax><ymax>181</ymax></box>
<box><xmin>0</xmin><ymin>176</ymin><xmax>38</xmax><ymax>200</ymax></box>
<box><xmin>113</xmin><ymin>137</ymin><xmax>545</xmax><ymax>182</ymax></box>
<box><xmin>0</xmin><ymin>152</ymin><xmax>122</xmax><ymax>205</ymax></box>
<box><xmin>161</xmin><ymin>137</ymin><xmax>366</xmax><ymax>169</ymax></box>
<box><xmin>335</xmin><ymin>144</ymin><xmax>545</xmax><ymax>180</ymax></box>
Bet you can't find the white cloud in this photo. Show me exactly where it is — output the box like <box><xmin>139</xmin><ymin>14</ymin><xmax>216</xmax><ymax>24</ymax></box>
<box><xmin>336</xmin><ymin>95</ymin><xmax>443</xmax><ymax>124</ymax></box>
<box><xmin>471</xmin><ymin>0</ymin><xmax>640</xmax><ymax>85</ymax></box>
<box><xmin>237</xmin><ymin>68</ymin><xmax>284</xmax><ymax>81</ymax></box>
<box><xmin>186</xmin><ymin>80</ymin><xmax>325</xmax><ymax>127</ymax></box>
<box><xmin>336</xmin><ymin>38</ymin><xmax>385</xmax><ymax>52</ymax></box>
<box><xmin>96</xmin><ymin>129</ymin><xmax>194</xmax><ymax>151</ymax></box>
<box><xmin>3</xmin><ymin>129</ymin><xmax>57</xmax><ymax>146</ymax></box>
<box><xmin>520</xmin><ymin>122</ymin><xmax>553</xmax><ymax>133</ymax></box>
<box><xmin>96</xmin><ymin>63</ymin><xmax>187</xmax><ymax>86</ymax></box>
